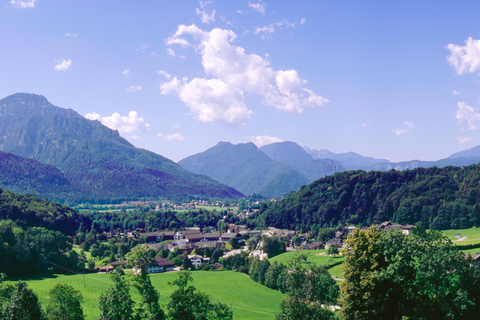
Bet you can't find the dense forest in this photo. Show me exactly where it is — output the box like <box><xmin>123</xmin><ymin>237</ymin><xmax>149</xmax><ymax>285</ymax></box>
<box><xmin>257</xmin><ymin>164</ymin><xmax>480</xmax><ymax>232</ymax></box>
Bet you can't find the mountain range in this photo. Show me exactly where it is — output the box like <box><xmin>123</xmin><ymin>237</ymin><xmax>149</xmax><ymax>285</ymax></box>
<box><xmin>178</xmin><ymin>141</ymin><xmax>344</xmax><ymax>197</ymax></box>
<box><xmin>0</xmin><ymin>93</ymin><xmax>243</xmax><ymax>203</ymax></box>
<box><xmin>179</xmin><ymin>140</ymin><xmax>480</xmax><ymax>197</ymax></box>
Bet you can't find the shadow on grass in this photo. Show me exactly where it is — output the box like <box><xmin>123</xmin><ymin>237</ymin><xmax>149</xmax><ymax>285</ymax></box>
<box><xmin>9</xmin><ymin>273</ymin><xmax>59</xmax><ymax>282</ymax></box>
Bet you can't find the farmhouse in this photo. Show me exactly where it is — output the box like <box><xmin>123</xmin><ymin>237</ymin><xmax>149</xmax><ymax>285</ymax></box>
<box><xmin>147</xmin><ymin>257</ymin><xmax>175</xmax><ymax>273</ymax></box>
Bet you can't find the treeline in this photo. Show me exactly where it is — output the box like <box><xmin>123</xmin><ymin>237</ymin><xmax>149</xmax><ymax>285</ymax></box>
<box><xmin>257</xmin><ymin>164</ymin><xmax>480</xmax><ymax>232</ymax></box>
<box><xmin>79</xmin><ymin>208</ymin><xmax>233</xmax><ymax>234</ymax></box>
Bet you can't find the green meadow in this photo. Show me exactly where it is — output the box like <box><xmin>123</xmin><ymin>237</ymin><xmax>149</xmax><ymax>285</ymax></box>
<box><xmin>442</xmin><ymin>227</ymin><xmax>480</xmax><ymax>243</ymax></box>
<box><xmin>23</xmin><ymin>270</ymin><xmax>284</xmax><ymax>320</ymax></box>
<box><xmin>269</xmin><ymin>249</ymin><xmax>344</xmax><ymax>267</ymax></box>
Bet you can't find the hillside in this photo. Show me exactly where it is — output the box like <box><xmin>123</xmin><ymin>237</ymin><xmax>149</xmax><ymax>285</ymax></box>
<box><xmin>256</xmin><ymin>164</ymin><xmax>480</xmax><ymax>231</ymax></box>
<box><xmin>0</xmin><ymin>187</ymin><xmax>81</xmax><ymax>235</ymax></box>
<box><xmin>0</xmin><ymin>93</ymin><xmax>243</xmax><ymax>202</ymax></box>
<box><xmin>178</xmin><ymin>142</ymin><xmax>309</xmax><ymax>196</ymax></box>
<box><xmin>0</xmin><ymin>151</ymin><xmax>78</xmax><ymax>201</ymax></box>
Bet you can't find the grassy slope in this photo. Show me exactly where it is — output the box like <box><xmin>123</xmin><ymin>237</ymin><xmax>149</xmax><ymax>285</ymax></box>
<box><xmin>24</xmin><ymin>270</ymin><xmax>283</xmax><ymax>320</ymax></box>
<box><xmin>269</xmin><ymin>249</ymin><xmax>344</xmax><ymax>267</ymax></box>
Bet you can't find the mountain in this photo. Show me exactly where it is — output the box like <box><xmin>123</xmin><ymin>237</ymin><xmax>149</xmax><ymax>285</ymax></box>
<box><xmin>178</xmin><ymin>142</ymin><xmax>309</xmax><ymax>197</ymax></box>
<box><xmin>259</xmin><ymin>141</ymin><xmax>344</xmax><ymax>181</ymax></box>
<box><xmin>304</xmin><ymin>146</ymin><xmax>389</xmax><ymax>170</ymax></box>
<box><xmin>449</xmin><ymin>145</ymin><xmax>480</xmax><ymax>159</ymax></box>
<box><xmin>0</xmin><ymin>93</ymin><xmax>243</xmax><ymax>202</ymax></box>
<box><xmin>260</xmin><ymin>141</ymin><xmax>314</xmax><ymax>162</ymax></box>
<box><xmin>0</xmin><ymin>151</ymin><xmax>77</xmax><ymax>201</ymax></box>
<box><xmin>256</xmin><ymin>164</ymin><xmax>480</xmax><ymax>232</ymax></box>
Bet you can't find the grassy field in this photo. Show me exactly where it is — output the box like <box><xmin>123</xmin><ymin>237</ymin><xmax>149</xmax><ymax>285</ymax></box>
<box><xmin>442</xmin><ymin>227</ymin><xmax>480</xmax><ymax>242</ymax></box>
<box><xmin>22</xmin><ymin>270</ymin><xmax>283</xmax><ymax>320</ymax></box>
<box><xmin>269</xmin><ymin>249</ymin><xmax>344</xmax><ymax>267</ymax></box>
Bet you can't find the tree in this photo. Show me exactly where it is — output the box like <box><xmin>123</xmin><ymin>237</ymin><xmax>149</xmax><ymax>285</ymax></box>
<box><xmin>3</xmin><ymin>281</ymin><xmax>43</xmax><ymax>320</ymax></box>
<box><xmin>167</xmin><ymin>271</ymin><xmax>232</xmax><ymax>320</ymax></box>
<box><xmin>45</xmin><ymin>283</ymin><xmax>84</xmax><ymax>320</ymax></box>
<box><xmin>127</xmin><ymin>245</ymin><xmax>165</xmax><ymax>320</ymax></box>
<box><xmin>339</xmin><ymin>227</ymin><xmax>385</xmax><ymax>320</ymax></box>
<box><xmin>262</xmin><ymin>236</ymin><xmax>285</xmax><ymax>258</ymax></box>
<box><xmin>327</xmin><ymin>245</ymin><xmax>339</xmax><ymax>256</ymax></box>
<box><xmin>339</xmin><ymin>226</ymin><xmax>480</xmax><ymax>320</ymax></box>
<box><xmin>98</xmin><ymin>270</ymin><xmax>135</xmax><ymax>320</ymax></box>
<box><xmin>276</xmin><ymin>254</ymin><xmax>338</xmax><ymax>320</ymax></box>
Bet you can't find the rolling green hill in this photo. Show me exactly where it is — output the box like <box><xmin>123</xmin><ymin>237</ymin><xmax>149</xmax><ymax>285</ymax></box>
<box><xmin>24</xmin><ymin>271</ymin><xmax>284</xmax><ymax>320</ymax></box>
<box><xmin>0</xmin><ymin>93</ymin><xmax>243</xmax><ymax>202</ymax></box>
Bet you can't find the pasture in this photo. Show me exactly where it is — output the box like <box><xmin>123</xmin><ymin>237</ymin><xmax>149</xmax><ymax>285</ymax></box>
<box><xmin>269</xmin><ymin>249</ymin><xmax>344</xmax><ymax>267</ymax></box>
<box><xmin>23</xmin><ymin>270</ymin><xmax>283</xmax><ymax>320</ymax></box>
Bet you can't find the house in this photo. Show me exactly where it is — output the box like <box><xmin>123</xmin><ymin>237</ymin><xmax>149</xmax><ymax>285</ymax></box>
<box><xmin>249</xmin><ymin>230</ymin><xmax>262</xmax><ymax>237</ymax></box>
<box><xmin>195</xmin><ymin>241</ymin><xmax>224</xmax><ymax>249</ymax></box>
<box><xmin>345</xmin><ymin>226</ymin><xmax>356</xmax><ymax>234</ymax></box>
<box><xmin>187</xmin><ymin>254</ymin><xmax>203</xmax><ymax>267</ymax></box>
<box><xmin>219</xmin><ymin>232</ymin><xmax>240</xmax><ymax>242</ymax></box>
<box><xmin>203</xmin><ymin>232</ymin><xmax>221</xmax><ymax>242</ymax></box>
<box><xmin>301</xmin><ymin>241</ymin><xmax>323</xmax><ymax>250</ymax></box>
<box><xmin>138</xmin><ymin>232</ymin><xmax>161</xmax><ymax>243</ymax></box>
<box><xmin>147</xmin><ymin>257</ymin><xmax>175</xmax><ymax>273</ymax></box>
<box><xmin>325</xmin><ymin>238</ymin><xmax>343</xmax><ymax>249</ymax></box>
<box><xmin>110</xmin><ymin>260</ymin><xmax>127</xmax><ymax>268</ymax></box>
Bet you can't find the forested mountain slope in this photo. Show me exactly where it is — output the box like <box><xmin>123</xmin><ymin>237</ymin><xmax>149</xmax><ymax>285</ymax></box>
<box><xmin>0</xmin><ymin>93</ymin><xmax>243</xmax><ymax>202</ymax></box>
<box><xmin>0</xmin><ymin>151</ymin><xmax>78</xmax><ymax>201</ymax></box>
<box><xmin>257</xmin><ymin>165</ymin><xmax>480</xmax><ymax>231</ymax></box>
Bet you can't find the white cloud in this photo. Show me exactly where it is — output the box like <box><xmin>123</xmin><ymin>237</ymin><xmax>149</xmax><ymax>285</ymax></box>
<box><xmin>158</xmin><ymin>70</ymin><xmax>172</xmax><ymax>79</ymax></box>
<box><xmin>161</xmin><ymin>24</ymin><xmax>327</xmax><ymax>126</ymax></box>
<box><xmin>165</xmin><ymin>133</ymin><xmax>184</xmax><ymax>141</ymax></box>
<box><xmin>136</xmin><ymin>44</ymin><xmax>151</xmax><ymax>52</ymax></box>
<box><xmin>156</xmin><ymin>133</ymin><xmax>163</xmax><ymax>137</ymax></box>
<box><xmin>167</xmin><ymin>48</ymin><xmax>176</xmax><ymax>57</ymax></box>
<box><xmin>126</xmin><ymin>85</ymin><xmax>142</xmax><ymax>93</ymax></box>
<box><xmin>85</xmin><ymin>111</ymin><xmax>150</xmax><ymax>133</ymax></box>
<box><xmin>54</xmin><ymin>59</ymin><xmax>72</xmax><ymax>71</ymax></box>
<box><xmin>122</xmin><ymin>69</ymin><xmax>130</xmax><ymax>77</ymax></box>
<box><xmin>459</xmin><ymin>137</ymin><xmax>472</xmax><ymax>144</ymax></box>
<box><xmin>173</xmin><ymin>123</ymin><xmax>180</xmax><ymax>129</ymax></box>
<box><xmin>11</xmin><ymin>0</ymin><xmax>36</xmax><ymax>8</ymax></box>
<box><xmin>254</xmin><ymin>19</ymin><xmax>301</xmax><ymax>39</ymax></box>
<box><xmin>250</xmin><ymin>135</ymin><xmax>283</xmax><ymax>147</ymax></box>
<box><xmin>446</xmin><ymin>37</ymin><xmax>480</xmax><ymax>75</ymax></box>
<box><xmin>65</xmin><ymin>33</ymin><xmax>78</xmax><ymax>38</ymax></box>
<box><xmin>196</xmin><ymin>1</ymin><xmax>215</xmax><ymax>24</ymax></box>
<box><xmin>453</xmin><ymin>90</ymin><xmax>460</xmax><ymax>95</ymax></box>
<box><xmin>456</xmin><ymin>101</ymin><xmax>480</xmax><ymax>131</ymax></box>
<box><xmin>300</xmin><ymin>18</ymin><xmax>306</xmax><ymax>25</ymax></box>
<box><xmin>393</xmin><ymin>121</ymin><xmax>414</xmax><ymax>136</ymax></box>
<box><xmin>248</xmin><ymin>1</ymin><xmax>266</xmax><ymax>14</ymax></box>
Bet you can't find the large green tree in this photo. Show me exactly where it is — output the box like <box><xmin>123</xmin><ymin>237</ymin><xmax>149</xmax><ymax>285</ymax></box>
<box><xmin>2</xmin><ymin>281</ymin><xmax>43</xmax><ymax>320</ymax></box>
<box><xmin>98</xmin><ymin>270</ymin><xmax>135</xmax><ymax>320</ymax></box>
<box><xmin>45</xmin><ymin>283</ymin><xmax>84</xmax><ymax>320</ymax></box>
<box><xmin>276</xmin><ymin>254</ymin><xmax>338</xmax><ymax>320</ymax></box>
<box><xmin>339</xmin><ymin>226</ymin><xmax>480</xmax><ymax>320</ymax></box>
<box><xmin>167</xmin><ymin>271</ymin><xmax>232</xmax><ymax>320</ymax></box>
<box><xmin>127</xmin><ymin>244</ymin><xmax>165</xmax><ymax>320</ymax></box>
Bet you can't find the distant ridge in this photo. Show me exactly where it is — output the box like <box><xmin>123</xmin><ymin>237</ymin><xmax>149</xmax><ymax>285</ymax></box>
<box><xmin>0</xmin><ymin>93</ymin><xmax>243</xmax><ymax>202</ymax></box>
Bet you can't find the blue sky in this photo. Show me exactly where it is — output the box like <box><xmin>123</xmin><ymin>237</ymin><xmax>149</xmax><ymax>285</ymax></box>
<box><xmin>1</xmin><ymin>1</ymin><xmax>480</xmax><ymax>163</ymax></box>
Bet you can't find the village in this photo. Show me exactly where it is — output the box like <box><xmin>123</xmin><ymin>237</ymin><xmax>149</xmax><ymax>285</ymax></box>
<box><xmin>95</xmin><ymin>221</ymin><xmax>416</xmax><ymax>274</ymax></box>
